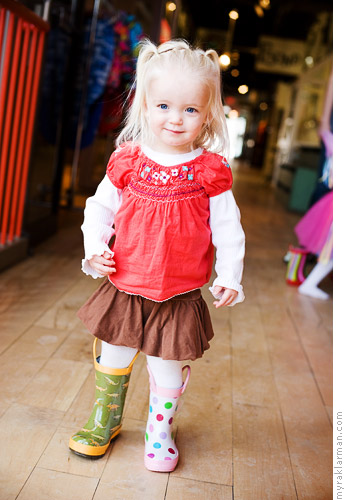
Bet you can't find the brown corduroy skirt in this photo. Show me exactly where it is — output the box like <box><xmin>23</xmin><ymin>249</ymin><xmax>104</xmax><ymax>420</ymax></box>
<box><xmin>77</xmin><ymin>279</ymin><xmax>214</xmax><ymax>361</ymax></box>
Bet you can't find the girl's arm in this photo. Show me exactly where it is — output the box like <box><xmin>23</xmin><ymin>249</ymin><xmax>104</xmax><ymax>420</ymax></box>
<box><xmin>81</xmin><ymin>174</ymin><xmax>122</xmax><ymax>278</ymax></box>
<box><xmin>209</xmin><ymin>190</ymin><xmax>245</xmax><ymax>306</ymax></box>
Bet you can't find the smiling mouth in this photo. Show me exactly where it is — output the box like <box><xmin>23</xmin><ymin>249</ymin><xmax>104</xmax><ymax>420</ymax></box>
<box><xmin>165</xmin><ymin>128</ymin><xmax>184</xmax><ymax>134</ymax></box>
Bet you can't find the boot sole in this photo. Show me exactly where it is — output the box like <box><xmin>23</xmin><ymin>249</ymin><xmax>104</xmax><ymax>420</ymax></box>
<box><xmin>144</xmin><ymin>455</ymin><xmax>179</xmax><ymax>472</ymax></box>
<box><xmin>69</xmin><ymin>426</ymin><xmax>122</xmax><ymax>459</ymax></box>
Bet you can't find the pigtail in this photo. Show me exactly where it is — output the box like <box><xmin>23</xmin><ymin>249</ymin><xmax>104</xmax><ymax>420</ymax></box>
<box><xmin>205</xmin><ymin>49</ymin><xmax>220</xmax><ymax>66</ymax></box>
<box><xmin>135</xmin><ymin>39</ymin><xmax>159</xmax><ymax>76</ymax></box>
<box><xmin>194</xmin><ymin>49</ymin><xmax>230</xmax><ymax>159</ymax></box>
<box><xmin>116</xmin><ymin>39</ymin><xmax>158</xmax><ymax>147</ymax></box>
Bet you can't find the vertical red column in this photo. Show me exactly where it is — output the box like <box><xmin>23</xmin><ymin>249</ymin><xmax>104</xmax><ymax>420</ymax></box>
<box><xmin>0</xmin><ymin>11</ymin><xmax>15</xmax><ymax>201</ymax></box>
<box><xmin>7</xmin><ymin>22</ymin><xmax>31</xmax><ymax>243</ymax></box>
<box><xmin>0</xmin><ymin>18</ymin><xmax>23</xmax><ymax>244</ymax></box>
<box><xmin>8</xmin><ymin>25</ymin><xmax>38</xmax><ymax>240</ymax></box>
<box><xmin>0</xmin><ymin>2</ymin><xmax>49</xmax><ymax>246</ymax></box>
<box><xmin>1</xmin><ymin>23</ymin><xmax>30</xmax><ymax>243</ymax></box>
<box><xmin>15</xmin><ymin>29</ymin><xmax>46</xmax><ymax>238</ymax></box>
<box><xmin>0</xmin><ymin>8</ymin><xmax>6</xmax><ymax>52</ymax></box>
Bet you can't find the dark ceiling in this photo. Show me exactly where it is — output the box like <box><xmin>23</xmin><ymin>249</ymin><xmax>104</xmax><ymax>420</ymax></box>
<box><xmin>182</xmin><ymin>0</ymin><xmax>333</xmax><ymax>96</ymax></box>
<box><xmin>185</xmin><ymin>0</ymin><xmax>332</xmax><ymax>39</ymax></box>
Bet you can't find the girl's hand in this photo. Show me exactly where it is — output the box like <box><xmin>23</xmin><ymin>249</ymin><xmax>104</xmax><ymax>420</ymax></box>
<box><xmin>213</xmin><ymin>286</ymin><xmax>238</xmax><ymax>308</ymax></box>
<box><xmin>89</xmin><ymin>251</ymin><xmax>116</xmax><ymax>276</ymax></box>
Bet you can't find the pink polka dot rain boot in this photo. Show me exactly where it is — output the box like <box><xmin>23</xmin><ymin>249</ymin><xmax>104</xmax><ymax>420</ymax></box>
<box><xmin>144</xmin><ymin>364</ymin><xmax>191</xmax><ymax>472</ymax></box>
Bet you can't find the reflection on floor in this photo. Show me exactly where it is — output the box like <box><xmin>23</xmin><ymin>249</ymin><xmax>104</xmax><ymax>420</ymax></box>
<box><xmin>0</xmin><ymin>164</ymin><xmax>332</xmax><ymax>500</ymax></box>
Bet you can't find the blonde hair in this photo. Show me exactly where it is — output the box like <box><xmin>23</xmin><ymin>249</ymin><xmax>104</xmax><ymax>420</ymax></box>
<box><xmin>116</xmin><ymin>38</ymin><xmax>230</xmax><ymax>158</ymax></box>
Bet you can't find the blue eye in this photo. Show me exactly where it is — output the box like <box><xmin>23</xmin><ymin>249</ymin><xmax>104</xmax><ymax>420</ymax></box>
<box><xmin>159</xmin><ymin>104</ymin><xmax>168</xmax><ymax>110</ymax></box>
<box><xmin>186</xmin><ymin>107</ymin><xmax>197</xmax><ymax>113</ymax></box>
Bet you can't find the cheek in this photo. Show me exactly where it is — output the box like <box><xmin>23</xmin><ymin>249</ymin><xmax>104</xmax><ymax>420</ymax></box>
<box><xmin>152</xmin><ymin>112</ymin><xmax>166</xmax><ymax>127</ymax></box>
<box><xmin>193</xmin><ymin>117</ymin><xmax>207</xmax><ymax>134</ymax></box>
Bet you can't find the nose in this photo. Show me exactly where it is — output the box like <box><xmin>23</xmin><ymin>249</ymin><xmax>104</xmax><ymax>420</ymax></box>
<box><xmin>169</xmin><ymin>111</ymin><xmax>183</xmax><ymax>125</ymax></box>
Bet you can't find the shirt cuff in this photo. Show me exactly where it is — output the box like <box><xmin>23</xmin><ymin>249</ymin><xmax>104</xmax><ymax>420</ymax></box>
<box><xmin>209</xmin><ymin>276</ymin><xmax>245</xmax><ymax>306</ymax></box>
<box><xmin>81</xmin><ymin>245</ymin><xmax>114</xmax><ymax>279</ymax></box>
<box><xmin>81</xmin><ymin>259</ymin><xmax>102</xmax><ymax>279</ymax></box>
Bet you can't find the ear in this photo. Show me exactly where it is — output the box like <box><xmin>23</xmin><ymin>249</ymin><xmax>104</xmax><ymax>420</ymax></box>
<box><xmin>204</xmin><ymin>111</ymin><xmax>212</xmax><ymax>128</ymax></box>
<box><xmin>143</xmin><ymin>96</ymin><xmax>148</xmax><ymax>114</ymax></box>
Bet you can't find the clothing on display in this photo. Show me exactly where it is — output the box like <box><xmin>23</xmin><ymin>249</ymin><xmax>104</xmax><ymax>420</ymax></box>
<box><xmin>39</xmin><ymin>11</ymin><xmax>143</xmax><ymax>148</ymax></box>
<box><xmin>39</xmin><ymin>26</ymin><xmax>71</xmax><ymax>144</ymax></box>
<box><xmin>98</xmin><ymin>11</ymin><xmax>144</xmax><ymax>134</ymax></box>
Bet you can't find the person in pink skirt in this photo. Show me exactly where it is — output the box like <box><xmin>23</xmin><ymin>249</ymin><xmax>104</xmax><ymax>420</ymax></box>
<box><xmin>295</xmin><ymin>70</ymin><xmax>333</xmax><ymax>300</ymax></box>
<box><xmin>69</xmin><ymin>39</ymin><xmax>245</xmax><ymax>471</ymax></box>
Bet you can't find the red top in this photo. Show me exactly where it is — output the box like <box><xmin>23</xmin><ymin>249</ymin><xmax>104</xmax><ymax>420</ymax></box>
<box><xmin>106</xmin><ymin>143</ymin><xmax>233</xmax><ymax>301</ymax></box>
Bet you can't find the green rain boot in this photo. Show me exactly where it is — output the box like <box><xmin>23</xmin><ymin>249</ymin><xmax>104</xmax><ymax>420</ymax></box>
<box><xmin>69</xmin><ymin>339</ymin><xmax>139</xmax><ymax>458</ymax></box>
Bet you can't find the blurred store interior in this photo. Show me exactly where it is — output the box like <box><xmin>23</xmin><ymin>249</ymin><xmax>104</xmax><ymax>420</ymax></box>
<box><xmin>0</xmin><ymin>0</ymin><xmax>333</xmax><ymax>269</ymax></box>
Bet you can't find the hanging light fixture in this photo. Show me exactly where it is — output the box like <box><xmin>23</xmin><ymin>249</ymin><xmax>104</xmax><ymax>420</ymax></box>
<box><xmin>229</xmin><ymin>9</ymin><xmax>239</xmax><ymax>20</ymax></box>
<box><xmin>238</xmin><ymin>84</ymin><xmax>249</xmax><ymax>95</ymax></box>
<box><xmin>219</xmin><ymin>53</ymin><xmax>231</xmax><ymax>68</ymax></box>
<box><xmin>219</xmin><ymin>9</ymin><xmax>239</xmax><ymax>70</ymax></box>
<box><xmin>167</xmin><ymin>2</ymin><xmax>176</xmax><ymax>11</ymax></box>
<box><xmin>259</xmin><ymin>0</ymin><xmax>270</xmax><ymax>9</ymax></box>
<box><xmin>254</xmin><ymin>4</ymin><xmax>264</xmax><ymax>17</ymax></box>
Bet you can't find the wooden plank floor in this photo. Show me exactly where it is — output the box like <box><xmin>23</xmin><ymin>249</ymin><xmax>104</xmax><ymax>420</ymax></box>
<box><xmin>0</xmin><ymin>165</ymin><xmax>332</xmax><ymax>500</ymax></box>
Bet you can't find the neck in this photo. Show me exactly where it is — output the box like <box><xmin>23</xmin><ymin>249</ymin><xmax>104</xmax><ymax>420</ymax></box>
<box><xmin>141</xmin><ymin>145</ymin><xmax>203</xmax><ymax>166</ymax></box>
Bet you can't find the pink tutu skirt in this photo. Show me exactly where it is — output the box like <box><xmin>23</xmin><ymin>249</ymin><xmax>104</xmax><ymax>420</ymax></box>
<box><xmin>295</xmin><ymin>191</ymin><xmax>333</xmax><ymax>263</ymax></box>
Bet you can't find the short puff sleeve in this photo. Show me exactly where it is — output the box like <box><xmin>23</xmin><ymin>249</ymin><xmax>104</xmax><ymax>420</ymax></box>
<box><xmin>106</xmin><ymin>142</ymin><xmax>141</xmax><ymax>189</ymax></box>
<box><xmin>195</xmin><ymin>152</ymin><xmax>233</xmax><ymax>197</ymax></box>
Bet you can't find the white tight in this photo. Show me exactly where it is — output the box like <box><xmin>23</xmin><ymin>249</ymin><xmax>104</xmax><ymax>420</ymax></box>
<box><xmin>298</xmin><ymin>259</ymin><xmax>333</xmax><ymax>300</ymax></box>
<box><xmin>100</xmin><ymin>341</ymin><xmax>183</xmax><ymax>389</ymax></box>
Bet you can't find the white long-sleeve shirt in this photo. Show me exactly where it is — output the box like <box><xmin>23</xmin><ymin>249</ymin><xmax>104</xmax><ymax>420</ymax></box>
<box><xmin>81</xmin><ymin>146</ymin><xmax>245</xmax><ymax>306</ymax></box>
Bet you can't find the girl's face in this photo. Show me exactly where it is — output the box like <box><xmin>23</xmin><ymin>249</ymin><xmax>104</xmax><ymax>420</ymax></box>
<box><xmin>144</xmin><ymin>67</ymin><xmax>209</xmax><ymax>154</ymax></box>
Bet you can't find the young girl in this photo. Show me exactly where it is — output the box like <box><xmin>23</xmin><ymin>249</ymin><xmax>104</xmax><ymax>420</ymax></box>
<box><xmin>69</xmin><ymin>38</ymin><xmax>245</xmax><ymax>472</ymax></box>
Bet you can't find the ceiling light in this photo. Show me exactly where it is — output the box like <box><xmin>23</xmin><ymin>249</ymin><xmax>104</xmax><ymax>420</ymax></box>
<box><xmin>305</xmin><ymin>56</ymin><xmax>314</xmax><ymax>67</ymax></box>
<box><xmin>254</xmin><ymin>5</ymin><xmax>264</xmax><ymax>17</ymax></box>
<box><xmin>238</xmin><ymin>85</ymin><xmax>249</xmax><ymax>95</ymax></box>
<box><xmin>219</xmin><ymin>53</ymin><xmax>231</xmax><ymax>68</ymax></box>
<box><xmin>167</xmin><ymin>2</ymin><xmax>176</xmax><ymax>11</ymax></box>
<box><xmin>230</xmin><ymin>50</ymin><xmax>240</xmax><ymax>66</ymax></box>
<box><xmin>259</xmin><ymin>0</ymin><xmax>270</xmax><ymax>9</ymax></box>
<box><xmin>231</xmin><ymin>69</ymin><xmax>240</xmax><ymax>77</ymax></box>
<box><xmin>229</xmin><ymin>10</ymin><xmax>239</xmax><ymax>20</ymax></box>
